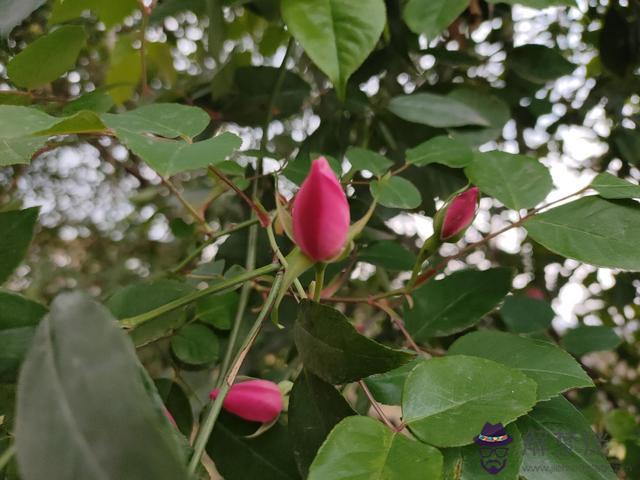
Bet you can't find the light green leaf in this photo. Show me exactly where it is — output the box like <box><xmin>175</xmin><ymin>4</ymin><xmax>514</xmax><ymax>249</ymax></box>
<box><xmin>7</xmin><ymin>25</ymin><xmax>87</xmax><ymax>89</ymax></box>
<box><xmin>465</xmin><ymin>151</ymin><xmax>552</xmax><ymax>210</ymax></box>
<box><xmin>500</xmin><ymin>294</ymin><xmax>554</xmax><ymax>333</ymax></box>
<box><xmin>448</xmin><ymin>331</ymin><xmax>593</xmax><ymax>401</ymax></box>
<box><xmin>590</xmin><ymin>172</ymin><xmax>640</xmax><ymax>199</ymax></box>
<box><xmin>345</xmin><ymin>147</ymin><xmax>393</xmax><ymax>176</ymax></box>
<box><xmin>358</xmin><ymin>241</ymin><xmax>417</xmax><ymax>271</ymax></box>
<box><xmin>525</xmin><ymin>196</ymin><xmax>640</xmax><ymax>271</ymax></box>
<box><xmin>105</xmin><ymin>35</ymin><xmax>142</xmax><ymax>104</ymax></box>
<box><xmin>15</xmin><ymin>292</ymin><xmax>190</xmax><ymax>479</ymax></box>
<box><xmin>388</xmin><ymin>93</ymin><xmax>491</xmax><ymax>128</ymax></box>
<box><xmin>403</xmin><ymin>0</ymin><xmax>469</xmax><ymax>38</ymax></box>
<box><xmin>0</xmin><ymin>106</ymin><xmax>56</xmax><ymax>138</ymax></box>
<box><xmin>508</xmin><ymin>44</ymin><xmax>574</xmax><ymax>84</ymax></box>
<box><xmin>447</xmin><ymin>88</ymin><xmax>511</xmax><ymax>146</ymax></box>
<box><xmin>309</xmin><ymin>416</ymin><xmax>443</xmax><ymax>480</ymax></box>
<box><xmin>0</xmin><ymin>207</ymin><xmax>38</xmax><ymax>285</ymax></box>
<box><xmin>195</xmin><ymin>292</ymin><xmax>238</xmax><ymax>330</ymax></box>
<box><xmin>0</xmin><ymin>0</ymin><xmax>46</xmax><ymax>37</ymax></box>
<box><xmin>405</xmin><ymin>268</ymin><xmax>513</xmax><ymax>340</ymax></box>
<box><xmin>403</xmin><ymin>356</ymin><xmax>537</xmax><ymax>447</ymax></box>
<box><xmin>281</xmin><ymin>0</ymin><xmax>386</xmax><ymax>99</ymax></box>
<box><xmin>370</xmin><ymin>176</ymin><xmax>422</xmax><ymax>209</ymax></box>
<box><xmin>113</xmin><ymin>129</ymin><xmax>241</xmax><ymax>176</ymax></box>
<box><xmin>294</xmin><ymin>300</ymin><xmax>414</xmax><ymax>384</ymax></box>
<box><xmin>561</xmin><ymin>326</ymin><xmax>622</xmax><ymax>357</ymax></box>
<box><xmin>0</xmin><ymin>136</ymin><xmax>48</xmax><ymax>166</ymax></box>
<box><xmin>50</xmin><ymin>0</ymin><xmax>137</xmax><ymax>28</ymax></box>
<box><xmin>406</xmin><ymin>135</ymin><xmax>473</xmax><ymax>168</ymax></box>
<box><xmin>34</xmin><ymin>110</ymin><xmax>107</xmax><ymax>136</ymax></box>
<box><xmin>102</xmin><ymin>103</ymin><xmax>211</xmax><ymax>139</ymax></box>
<box><xmin>517</xmin><ymin>396</ymin><xmax>617</xmax><ymax>480</ymax></box>
<box><xmin>171</xmin><ymin>323</ymin><xmax>219</xmax><ymax>366</ymax></box>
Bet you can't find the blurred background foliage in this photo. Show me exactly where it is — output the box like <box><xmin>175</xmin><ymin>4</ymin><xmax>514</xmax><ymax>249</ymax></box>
<box><xmin>1</xmin><ymin>0</ymin><xmax>640</xmax><ymax>478</ymax></box>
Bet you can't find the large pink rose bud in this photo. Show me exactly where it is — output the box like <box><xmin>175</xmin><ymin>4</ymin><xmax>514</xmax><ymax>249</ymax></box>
<box><xmin>438</xmin><ymin>187</ymin><xmax>479</xmax><ymax>241</ymax></box>
<box><xmin>292</xmin><ymin>157</ymin><xmax>350</xmax><ymax>261</ymax></box>
<box><xmin>210</xmin><ymin>379</ymin><xmax>283</xmax><ymax>423</ymax></box>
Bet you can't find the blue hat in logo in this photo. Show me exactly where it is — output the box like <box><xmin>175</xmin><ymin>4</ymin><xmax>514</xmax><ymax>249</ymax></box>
<box><xmin>474</xmin><ymin>423</ymin><xmax>512</xmax><ymax>446</ymax></box>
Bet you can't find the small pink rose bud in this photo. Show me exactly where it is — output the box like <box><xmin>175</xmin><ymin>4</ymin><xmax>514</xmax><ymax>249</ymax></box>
<box><xmin>526</xmin><ymin>287</ymin><xmax>545</xmax><ymax>300</ymax></box>
<box><xmin>292</xmin><ymin>157</ymin><xmax>350</xmax><ymax>261</ymax></box>
<box><xmin>439</xmin><ymin>187</ymin><xmax>479</xmax><ymax>241</ymax></box>
<box><xmin>210</xmin><ymin>379</ymin><xmax>283</xmax><ymax>423</ymax></box>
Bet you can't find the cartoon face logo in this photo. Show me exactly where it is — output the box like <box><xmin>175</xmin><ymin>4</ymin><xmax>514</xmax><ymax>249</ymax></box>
<box><xmin>474</xmin><ymin>422</ymin><xmax>512</xmax><ymax>474</ymax></box>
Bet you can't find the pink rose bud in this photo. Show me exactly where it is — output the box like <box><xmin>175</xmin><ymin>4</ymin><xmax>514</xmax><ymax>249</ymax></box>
<box><xmin>292</xmin><ymin>157</ymin><xmax>350</xmax><ymax>261</ymax></box>
<box><xmin>526</xmin><ymin>287</ymin><xmax>545</xmax><ymax>300</ymax></box>
<box><xmin>210</xmin><ymin>379</ymin><xmax>283</xmax><ymax>423</ymax></box>
<box><xmin>440</xmin><ymin>187</ymin><xmax>479</xmax><ymax>241</ymax></box>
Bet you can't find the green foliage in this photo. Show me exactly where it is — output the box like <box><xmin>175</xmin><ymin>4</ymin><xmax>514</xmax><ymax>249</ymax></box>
<box><xmin>406</xmin><ymin>136</ymin><xmax>473</xmax><ymax>168</ymax></box>
<box><xmin>561</xmin><ymin>325</ymin><xmax>622</xmax><ymax>357</ymax></box>
<box><xmin>500</xmin><ymin>294</ymin><xmax>554</xmax><ymax>333</ymax></box>
<box><xmin>388</xmin><ymin>92</ymin><xmax>491</xmax><ymax>128</ymax></box>
<box><xmin>0</xmin><ymin>208</ymin><xmax>38</xmax><ymax>284</ymax></box>
<box><xmin>370</xmin><ymin>176</ymin><xmax>422</xmax><ymax>209</ymax></box>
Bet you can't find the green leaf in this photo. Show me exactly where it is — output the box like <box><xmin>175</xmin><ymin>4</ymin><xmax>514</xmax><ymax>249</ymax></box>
<box><xmin>590</xmin><ymin>172</ymin><xmax>640</xmax><ymax>199</ymax></box>
<box><xmin>406</xmin><ymin>135</ymin><xmax>473</xmax><ymax>168</ymax></box>
<box><xmin>0</xmin><ymin>207</ymin><xmax>38</xmax><ymax>285</ymax></box>
<box><xmin>603</xmin><ymin>409</ymin><xmax>640</xmax><ymax>442</ymax></box>
<box><xmin>388</xmin><ymin>93</ymin><xmax>491</xmax><ymax>128</ymax></box>
<box><xmin>50</xmin><ymin>0</ymin><xmax>137</xmax><ymax>28</ymax></box>
<box><xmin>0</xmin><ymin>290</ymin><xmax>46</xmax><ymax>382</ymax></box>
<box><xmin>7</xmin><ymin>26</ymin><xmax>87</xmax><ymax>89</ymax></box>
<box><xmin>195</xmin><ymin>292</ymin><xmax>238</xmax><ymax>330</ymax></box>
<box><xmin>33</xmin><ymin>110</ymin><xmax>107</xmax><ymax>136</ymax></box>
<box><xmin>170</xmin><ymin>323</ymin><xmax>219</xmax><ymax>366</ymax></box>
<box><xmin>612</xmin><ymin>127</ymin><xmax>640</xmax><ymax>166</ymax></box>
<box><xmin>62</xmin><ymin>89</ymin><xmax>115</xmax><ymax>115</ymax></box>
<box><xmin>405</xmin><ymin>268</ymin><xmax>512</xmax><ymax>340</ymax></box>
<box><xmin>487</xmin><ymin>0</ymin><xmax>574</xmax><ymax>7</ymax></box>
<box><xmin>106</xmin><ymin>279</ymin><xmax>195</xmax><ymax>347</ymax></box>
<box><xmin>442</xmin><ymin>423</ymin><xmax>523</xmax><ymax>480</ymax></box>
<box><xmin>465</xmin><ymin>151</ymin><xmax>552</xmax><ymax>210</ymax></box>
<box><xmin>0</xmin><ymin>106</ymin><xmax>56</xmax><ymax>138</ymax></box>
<box><xmin>500</xmin><ymin>294</ymin><xmax>554</xmax><ymax>333</ymax></box>
<box><xmin>403</xmin><ymin>0</ymin><xmax>468</xmax><ymax>38</ymax></box>
<box><xmin>206</xmin><ymin>412</ymin><xmax>300</xmax><ymax>480</ymax></box>
<box><xmin>281</xmin><ymin>0</ymin><xmax>386</xmax><ymax>99</ymax></box>
<box><xmin>0</xmin><ymin>0</ymin><xmax>46</xmax><ymax>37</ymax></box>
<box><xmin>345</xmin><ymin>147</ymin><xmax>393</xmax><ymax>176</ymax></box>
<box><xmin>288</xmin><ymin>370</ymin><xmax>355</xmax><ymax>477</ymax></box>
<box><xmin>105</xmin><ymin>35</ymin><xmax>142</xmax><ymax>104</ymax></box>
<box><xmin>102</xmin><ymin>103</ymin><xmax>211</xmax><ymax>139</ymax></box>
<box><xmin>403</xmin><ymin>356</ymin><xmax>537</xmax><ymax>447</ymax></box>
<box><xmin>113</xmin><ymin>129</ymin><xmax>241</xmax><ymax>176</ymax></box>
<box><xmin>309</xmin><ymin>416</ymin><xmax>443</xmax><ymax>480</ymax></box>
<box><xmin>294</xmin><ymin>300</ymin><xmax>414</xmax><ymax>384</ymax></box>
<box><xmin>448</xmin><ymin>331</ymin><xmax>593</xmax><ymax>401</ymax></box>
<box><xmin>561</xmin><ymin>326</ymin><xmax>622</xmax><ymax>357</ymax></box>
<box><xmin>517</xmin><ymin>396</ymin><xmax>617</xmax><ymax>480</ymax></box>
<box><xmin>447</xmin><ymin>88</ymin><xmax>511</xmax><ymax>146</ymax></box>
<box><xmin>524</xmin><ymin>196</ymin><xmax>640</xmax><ymax>270</ymax></box>
<box><xmin>358</xmin><ymin>241</ymin><xmax>417</xmax><ymax>271</ymax></box>
<box><xmin>508</xmin><ymin>44</ymin><xmax>574</xmax><ymax>84</ymax></box>
<box><xmin>154</xmin><ymin>378</ymin><xmax>194</xmax><ymax>437</ymax></box>
<box><xmin>0</xmin><ymin>136</ymin><xmax>48</xmax><ymax>166</ymax></box>
<box><xmin>363</xmin><ymin>358</ymin><xmax>422</xmax><ymax>405</ymax></box>
<box><xmin>370</xmin><ymin>176</ymin><xmax>422</xmax><ymax>209</ymax></box>
<box><xmin>15</xmin><ymin>292</ymin><xmax>189</xmax><ymax>479</ymax></box>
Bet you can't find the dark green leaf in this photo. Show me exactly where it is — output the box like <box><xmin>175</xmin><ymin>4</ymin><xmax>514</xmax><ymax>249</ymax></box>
<box><xmin>525</xmin><ymin>196</ymin><xmax>640</xmax><ymax>270</ymax></box>
<box><xmin>590</xmin><ymin>172</ymin><xmax>640</xmax><ymax>199</ymax></box>
<box><xmin>206</xmin><ymin>412</ymin><xmax>300</xmax><ymax>480</ymax></box>
<box><xmin>403</xmin><ymin>356</ymin><xmax>537</xmax><ymax>447</ymax></box>
<box><xmin>289</xmin><ymin>370</ymin><xmax>355</xmax><ymax>477</ymax></box>
<box><xmin>370</xmin><ymin>176</ymin><xmax>422</xmax><ymax>209</ymax></box>
<box><xmin>388</xmin><ymin>93</ymin><xmax>491</xmax><ymax>128</ymax></box>
<box><xmin>448</xmin><ymin>331</ymin><xmax>593</xmax><ymax>401</ymax></box>
<box><xmin>154</xmin><ymin>379</ymin><xmax>194</xmax><ymax>437</ymax></box>
<box><xmin>508</xmin><ymin>45</ymin><xmax>574</xmax><ymax>84</ymax></box>
<box><xmin>7</xmin><ymin>26</ymin><xmax>87</xmax><ymax>89</ymax></box>
<box><xmin>358</xmin><ymin>241</ymin><xmax>416</xmax><ymax>271</ymax></box>
<box><xmin>447</xmin><ymin>88</ymin><xmax>511</xmax><ymax>146</ymax></box>
<box><xmin>345</xmin><ymin>147</ymin><xmax>393</xmax><ymax>176</ymax></box>
<box><xmin>406</xmin><ymin>135</ymin><xmax>473</xmax><ymax>168</ymax></box>
<box><xmin>405</xmin><ymin>268</ymin><xmax>512</xmax><ymax>340</ymax></box>
<box><xmin>0</xmin><ymin>207</ymin><xmax>38</xmax><ymax>285</ymax></box>
<box><xmin>517</xmin><ymin>396</ymin><xmax>617</xmax><ymax>479</ymax></box>
<box><xmin>62</xmin><ymin>90</ymin><xmax>115</xmax><ymax>115</ymax></box>
<box><xmin>15</xmin><ymin>292</ymin><xmax>189</xmax><ymax>479</ymax></box>
<box><xmin>561</xmin><ymin>326</ymin><xmax>622</xmax><ymax>357</ymax></box>
<box><xmin>195</xmin><ymin>292</ymin><xmax>238</xmax><ymax>330</ymax></box>
<box><xmin>363</xmin><ymin>358</ymin><xmax>422</xmax><ymax>405</ymax></box>
<box><xmin>294</xmin><ymin>300</ymin><xmax>414</xmax><ymax>384</ymax></box>
<box><xmin>281</xmin><ymin>0</ymin><xmax>386</xmax><ymax>99</ymax></box>
<box><xmin>170</xmin><ymin>323</ymin><xmax>219</xmax><ymax>366</ymax></box>
<box><xmin>500</xmin><ymin>294</ymin><xmax>554</xmax><ymax>333</ymax></box>
<box><xmin>309</xmin><ymin>416</ymin><xmax>443</xmax><ymax>480</ymax></box>
<box><xmin>465</xmin><ymin>151</ymin><xmax>553</xmax><ymax>210</ymax></box>
<box><xmin>403</xmin><ymin>0</ymin><xmax>468</xmax><ymax>38</ymax></box>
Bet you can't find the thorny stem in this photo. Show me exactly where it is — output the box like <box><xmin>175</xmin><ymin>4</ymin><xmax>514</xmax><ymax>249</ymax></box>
<box><xmin>188</xmin><ymin>273</ymin><xmax>283</xmax><ymax>473</ymax></box>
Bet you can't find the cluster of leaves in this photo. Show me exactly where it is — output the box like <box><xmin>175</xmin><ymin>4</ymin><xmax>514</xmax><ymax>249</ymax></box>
<box><xmin>1</xmin><ymin>0</ymin><xmax>640</xmax><ymax>479</ymax></box>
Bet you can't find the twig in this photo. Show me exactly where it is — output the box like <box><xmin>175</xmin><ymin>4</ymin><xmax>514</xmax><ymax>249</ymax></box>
<box><xmin>372</xmin><ymin>299</ymin><xmax>423</xmax><ymax>355</ymax></box>
<box><xmin>358</xmin><ymin>380</ymin><xmax>401</xmax><ymax>432</ymax></box>
<box><xmin>161</xmin><ymin>176</ymin><xmax>214</xmax><ymax>235</ymax></box>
